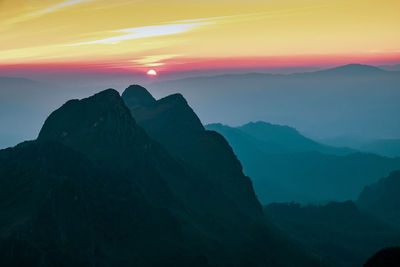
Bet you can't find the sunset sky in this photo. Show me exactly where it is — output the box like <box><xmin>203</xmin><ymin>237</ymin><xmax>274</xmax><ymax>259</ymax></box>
<box><xmin>0</xmin><ymin>0</ymin><xmax>399</xmax><ymax>73</ymax></box>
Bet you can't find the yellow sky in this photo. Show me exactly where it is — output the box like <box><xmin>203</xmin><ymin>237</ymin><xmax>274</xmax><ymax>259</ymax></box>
<box><xmin>0</xmin><ymin>0</ymin><xmax>399</xmax><ymax>70</ymax></box>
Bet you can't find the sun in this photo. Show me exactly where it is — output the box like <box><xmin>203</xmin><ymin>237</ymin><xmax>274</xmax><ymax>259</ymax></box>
<box><xmin>147</xmin><ymin>69</ymin><xmax>157</xmax><ymax>76</ymax></box>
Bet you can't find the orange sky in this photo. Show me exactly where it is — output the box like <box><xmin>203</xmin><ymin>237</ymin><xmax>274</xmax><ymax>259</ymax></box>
<box><xmin>0</xmin><ymin>0</ymin><xmax>399</xmax><ymax>72</ymax></box>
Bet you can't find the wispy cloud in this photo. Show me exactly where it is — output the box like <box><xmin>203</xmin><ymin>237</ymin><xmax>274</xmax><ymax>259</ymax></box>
<box><xmin>132</xmin><ymin>54</ymin><xmax>179</xmax><ymax>67</ymax></box>
<box><xmin>32</xmin><ymin>0</ymin><xmax>94</xmax><ymax>16</ymax></box>
<box><xmin>2</xmin><ymin>0</ymin><xmax>94</xmax><ymax>26</ymax></box>
<box><xmin>68</xmin><ymin>22</ymin><xmax>212</xmax><ymax>46</ymax></box>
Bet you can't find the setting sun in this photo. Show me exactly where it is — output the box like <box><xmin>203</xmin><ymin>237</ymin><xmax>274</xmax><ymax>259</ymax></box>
<box><xmin>147</xmin><ymin>69</ymin><xmax>157</xmax><ymax>76</ymax></box>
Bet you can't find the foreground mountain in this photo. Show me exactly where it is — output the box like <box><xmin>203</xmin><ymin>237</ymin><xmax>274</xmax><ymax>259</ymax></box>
<box><xmin>149</xmin><ymin>64</ymin><xmax>400</xmax><ymax>139</ymax></box>
<box><xmin>206</xmin><ymin>123</ymin><xmax>400</xmax><ymax>203</ymax></box>
<box><xmin>122</xmin><ymin>85</ymin><xmax>262</xmax><ymax>217</ymax></box>
<box><xmin>357</xmin><ymin>170</ymin><xmax>400</xmax><ymax>227</ymax></box>
<box><xmin>0</xmin><ymin>88</ymin><xmax>326</xmax><ymax>266</ymax></box>
<box><xmin>264</xmin><ymin>201</ymin><xmax>400</xmax><ymax>266</ymax></box>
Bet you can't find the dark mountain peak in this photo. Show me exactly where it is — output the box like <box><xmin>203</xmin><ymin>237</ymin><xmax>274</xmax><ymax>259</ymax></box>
<box><xmin>158</xmin><ymin>93</ymin><xmax>187</xmax><ymax>105</ymax></box>
<box><xmin>122</xmin><ymin>86</ymin><xmax>204</xmax><ymax>133</ymax></box>
<box><xmin>318</xmin><ymin>64</ymin><xmax>385</xmax><ymax>75</ymax></box>
<box><xmin>245</xmin><ymin>121</ymin><xmax>293</xmax><ymax>129</ymax></box>
<box><xmin>122</xmin><ymin>84</ymin><xmax>156</xmax><ymax>109</ymax></box>
<box><xmin>93</xmin><ymin>87</ymin><xmax>120</xmax><ymax>97</ymax></box>
<box><xmin>37</xmin><ymin>89</ymin><xmax>151</xmax><ymax>160</ymax></box>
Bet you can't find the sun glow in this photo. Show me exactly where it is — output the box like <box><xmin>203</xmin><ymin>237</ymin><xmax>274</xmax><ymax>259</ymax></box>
<box><xmin>0</xmin><ymin>0</ymin><xmax>399</xmax><ymax>70</ymax></box>
<box><xmin>147</xmin><ymin>69</ymin><xmax>157</xmax><ymax>76</ymax></box>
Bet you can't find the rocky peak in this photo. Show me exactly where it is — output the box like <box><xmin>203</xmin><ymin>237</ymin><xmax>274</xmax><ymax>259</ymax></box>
<box><xmin>37</xmin><ymin>89</ymin><xmax>150</xmax><ymax>162</ymax></box>
<box><xmin>121</xmin><ymin>84</ymin><xmax>156</xmax><ymax>109</ymax></box>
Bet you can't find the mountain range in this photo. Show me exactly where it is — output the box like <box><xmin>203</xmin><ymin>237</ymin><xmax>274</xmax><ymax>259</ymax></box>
<box><xmin>206</xmin><ymin>122</ymin><xmax>400</xmax><ymax>203</ymax></box>
<box><xmin>0</xmin><ymin>86</ymin><xmax>327</xmax><ymax>266</ymax></box>
<box><xmin>320</xmin><ymin>137</ymin><xmax>400</xmax><ymax>158</ymax></box>
<box><xmin>2</xmin><ymin>64</ymin><xmax>399</xmax><ymax>149</ymax></box>
<box><xmin>264</xmin><ymin>201</ymin><xmax>400</xmax><ymax>267</ymax></box>
<box><xmin>264</xmin><ymin>170</ymin><xmax>400</xmax><ymax>266</ymax></box>
<box><xmin>148</xmin><ymin>64</ymin><xmax>400</xmax><ymax>140</ymax></box>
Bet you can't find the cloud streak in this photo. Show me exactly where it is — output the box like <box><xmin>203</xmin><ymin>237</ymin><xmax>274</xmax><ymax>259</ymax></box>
<box><xmin>32</xmin><ymin>0</ymin><xmax>93</xmax><ymax>16</ymax></box>
<box><xmin>69</xmin><ymin>22</ymin><xmax>212</xmax><ymax>46</ymax></box>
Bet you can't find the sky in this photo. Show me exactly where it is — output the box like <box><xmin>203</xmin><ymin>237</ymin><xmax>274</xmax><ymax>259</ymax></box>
<box><xmin>0</xmin><ymin>0</ymin><xmax>400</xmax><ymax>74</ymax></box>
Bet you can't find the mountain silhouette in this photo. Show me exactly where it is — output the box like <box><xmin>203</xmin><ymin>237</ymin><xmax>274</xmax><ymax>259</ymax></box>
<box><xmin>357</xmin><ymin>170</ymin><xmax>400</xmax><ymax>226</ymax></box>
<box><xmin>122</xmin><ymin>85</ymin><xmax>261</xmax><ymax>217</ymax></box>
<box><xmin>0</xmin><ymin>88</ymin><xmax>327</xmax><ymax>266</ymax></box>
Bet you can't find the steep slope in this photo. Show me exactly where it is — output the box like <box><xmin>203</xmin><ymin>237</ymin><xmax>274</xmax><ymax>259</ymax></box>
<box><xmin>264</xmin><ymin>201</ymin><xmax>400</xmax><ymax>267</ymax></box>
<box><xmin>0</xmin><ymin>89</ymin><xmax>327</xmax><ymax>266</ymax></box>
<box><xmin>206</xmin><ymin>123</ymin><xmax>400</xmax><ymax>203</ymax></box>
<box><xmin>122</xmin><ymin>85</ymin><xmax>262</xmax><ymax>218</ymax></box>
<box><xmin>0</xmin><ymin>141</ymin><xmax>202</xmax><ymax>266</ymax></box>
<box><xmin>357</xmin><ymin>170</ymin><xmax>400</xmax><ymax>226</ymax></box>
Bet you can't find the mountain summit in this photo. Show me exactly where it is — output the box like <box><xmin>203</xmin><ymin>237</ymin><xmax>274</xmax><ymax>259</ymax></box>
<box><xmin>316</xmin><ymin>64</ymin><xmax>386</xmax><ymax>75</ymax></box>
<box><xmin>122</xmin><ymin>85</ymin><xmax>262</xmax><ymax>217</ymax></box>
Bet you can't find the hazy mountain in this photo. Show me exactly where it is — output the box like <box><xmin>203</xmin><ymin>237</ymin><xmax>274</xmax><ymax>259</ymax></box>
<box><xmin>2</xmin><ymin>64</ymin><xmax>399</xmax><ymax>148</ymax></box>
<box><xmin>320</xmin><ymin>137</ymin><xmax>400</xmax><ymax>158</ymax></box>
<box><xmin>312</xmin><ymin>64</ymin><xmax>386</xmax><ymax>75</ymax></box>
<box><xmin>206</xmin><ymin>122</ymin><xmax>400</xmax><ymax>204</ymax></box>
<box><xmin>379</xmin><ymin>64</ymin><xmax>400</xmax><ymax>71</ymax></box>
<box><xmin>264</xmin><ymin>201</ymin><xmax>400</xmax><ymax>267</ymax></box>
<box><xmin>0</xmin><ymin>88</ymin><xmax>326</xmax><ymax>266</ymax></box>
<box><xmin>148</xmin><ymin>64</ymin><xmax>400</xmax><ymax>139</ymax></box>
<box><xmin>357</xmin><ymin>170</ymin><xmax>400</xmax><ymax>227</ymax></box>
<box><xmin>0</xmin><ymin>76</ymin><xmax>52</xmax><ymax>148</ymax></box>
<box><xmin>357</xmin><ymin>139</ymin><xmax>400</xmax><ymax>158</ymax></box>
<box><xmin>207</xmin><ymin>122</ymin><xmax>353</xmax><ymax>155</ymax></box>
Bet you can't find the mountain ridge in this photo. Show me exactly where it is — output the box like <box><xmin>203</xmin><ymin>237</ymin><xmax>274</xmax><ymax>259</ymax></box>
<box><xmin>1</xmin><ymin>86</ymin><xmax>328</xmax><ymax>266</ymax></box>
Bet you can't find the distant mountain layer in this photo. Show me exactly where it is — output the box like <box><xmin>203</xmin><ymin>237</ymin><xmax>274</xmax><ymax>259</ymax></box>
<box><xmin>264</xmin><ymin>201</ymin><xmax>400</xmax><ymax>267</ymax></box>
<box><xmin>206</xmin><ymin>122</ymin><xmax>400</xmax><ymax>204</ymax></box>
<box><xmin>358</xmin><ymin>139</ymin><xmax>400</xmax><ymax>158</ymax></box>
<box><xmin>320</xmin><ymin>137</ymin><xmax>400</xmax><ymax>158</ymax></box>
<box><xmin>149</xmin><ymin>64</ymin><xmax>400</xmax><ymax>139</ymax></box>
<box><xmin>357</xmin><ymin>170</ymin><xmax>400</xmax><ymax>227</ymax></box>
<box><xmin>0</xmin><ymin>87</ymin><xmax>326</xmax><ymax>266</ymax></box>
<box><xmin>207</xmin><ymin>122</ymin><xmax>353</xmax><ymax>155</ymax></box>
